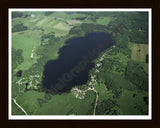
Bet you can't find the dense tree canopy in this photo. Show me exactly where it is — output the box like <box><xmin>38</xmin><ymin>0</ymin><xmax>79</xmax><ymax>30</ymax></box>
<box><xmin>12</xmin><ymin>48</ymin><xmax>24</xmax><ymax>70</ymax></box>
<box><xmin>69</xmin><ymin>23</ymin><xmax>108</xmax><ymax>36</ymax></box>
<box><xmin>96</xmin><ymin>99</ymin><xmax>119</xmax><ymax>115</ymax></box>
<box><xmin>12</xmin><ymin>12</ymin><xmax>29</xmax><ymax>18</ymax></box>
<box><xmin>108</xmin><ymin>12</ymin><xmax>148</xmax><ymax>45</ymax></box>
<box><xmin>44</xmin><ymin>12</ymin><xmax>54</xmax><ymax>16</ymax></box>
<box><xmin>12</xmin><ymin>23</ymin><xmax>28</xmax><ymax>32</ymax></box>
<box><xmin>125</xmin><ymin>60</ymin><xmax>148</xmax><ymax>91</ymax></box>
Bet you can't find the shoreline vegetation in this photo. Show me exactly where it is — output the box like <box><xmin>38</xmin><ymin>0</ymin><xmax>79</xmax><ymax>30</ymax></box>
<box><xmin>12</xmin><ymin>11</ymin><xmax>149</xmax><ymax>115</ymax></box>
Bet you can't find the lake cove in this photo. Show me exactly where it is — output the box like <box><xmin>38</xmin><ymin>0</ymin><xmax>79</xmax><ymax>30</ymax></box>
<box><xmin>42</xmin><ymin>32</ymin><xmax>114</xmax><ymax>94</ymax></box>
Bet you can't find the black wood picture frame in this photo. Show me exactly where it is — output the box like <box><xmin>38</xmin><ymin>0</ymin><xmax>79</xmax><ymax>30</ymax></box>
<box><xmin>0</xmin><ymin>0</ymin><xmax>160</xmax><ymax>128</ymax></box>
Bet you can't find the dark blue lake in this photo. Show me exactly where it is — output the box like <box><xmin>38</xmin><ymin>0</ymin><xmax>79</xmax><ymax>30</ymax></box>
<box><xmin>42</xmin><ymin>32</ymin><xmax>114</xmax><ymax>94</ymax></box>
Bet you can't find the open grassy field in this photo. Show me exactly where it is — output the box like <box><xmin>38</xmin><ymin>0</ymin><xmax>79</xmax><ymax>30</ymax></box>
<box><xmin>66</xmin><ymin>12</ymin><xmax>86</xmax><ymax>19</ymax></box>
<box><xmin>12</xmin><ymin>33</ymin><xmax>41</xmax><ymax>71</ymax></box>
<box><xmin>51</xmin><ymin>12</ymin><xmax>67</xmax><ymax>18</ymax></box>
<box><xmin>34</xmin><ymin>14</ymin><xmax>75</xmax><ymax>37</ymax></box>
<box><xmin>35</xmin><ymin>90</ymin><xmax>96</xmax><ymax>115</ymax></box>
<box><xmin>51</xmin><ymin>12</ymin><xmax>86</xmax><ymax>19</ymax></box>
<box><xmin>12</xmin><ymin>12</ymin><xmax>82</xmax><ymax>73</ymax></box>
<box><xmin>13</xmin><ymin>90</ymin><xmax>96</xmax><ymax>115</ymax></box>
<box><xmin>14</xmin><ymin>91</ymin><xmax>46</xmax><ymax>115</ymax></box>
<box><xmin>131</xmin><ymin>43</ymin><xmax>148</xmax><ymax>62</ymax></box>
<box><xmin>53</xmin><ymin>22</ymin><xmax>72</xmax><ymax>31</ymax></box>
<box><xmin>96</xmin><ymin>17</ymin><xmax>111</xmax><ymax>26</ymax></box>
<box><xmin>12</xmin><ymin>99</ymin><xmax>26</xmax><ymax>115</ymax></box>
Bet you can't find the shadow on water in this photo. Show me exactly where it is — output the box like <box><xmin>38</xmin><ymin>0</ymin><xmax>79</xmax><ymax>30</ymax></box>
<box><xmin>42</xmin><ymin>32</ymin><xmax>114</xmax><ymax>95</ymax></box>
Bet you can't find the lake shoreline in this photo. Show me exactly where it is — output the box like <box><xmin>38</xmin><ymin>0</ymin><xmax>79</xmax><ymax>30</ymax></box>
<box><xmin>41</xmin><ymin>32</ymin><xmax>114</xmax><ymax>94</ymax></box>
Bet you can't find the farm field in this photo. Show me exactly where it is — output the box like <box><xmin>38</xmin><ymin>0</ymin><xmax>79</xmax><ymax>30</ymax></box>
<box><xmin>131</xmin><ymin>43</ymin><xmax>148</xmax><ymax>62</ymax></box>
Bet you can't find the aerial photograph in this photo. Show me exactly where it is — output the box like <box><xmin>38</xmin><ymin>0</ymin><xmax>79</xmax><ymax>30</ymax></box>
<box><xmin>10</xmin><ymin>9</ymin><xmax>150</xmax><ymax>117</ymax></box>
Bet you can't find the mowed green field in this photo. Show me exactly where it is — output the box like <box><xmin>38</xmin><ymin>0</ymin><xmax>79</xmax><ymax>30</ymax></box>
<box><xmin>96</xmin><ymin>17</ymin><xmax>111</xmax><ymax>26</ymax></box>
<box><xmin>12</xmin><ymin>91</ymin><xmax>45</xmax><ymax>115</ymax></box>
<box><xmin>131</xmin><ymin>43</ymin><xmax>149</xmax><ymax>74</ymax></box>
<box><xmin>13</xmin><ymin>90</ymin><xmax>96</xmax><ymax>115</ymax></box>
<box><xmin>36</xmin><ymin>90</ymin><xmax>96</xmax><ymax>115</ymax></box>
<box><xmin>51</xmin><ymin>12</ymin><xmax>86</xmax><ymax>19</ymax></box>
<box><xmin>12</xmin><ymin>99</ymin><xmax>26</xmax><ymax>115</ymax></box>
<box><xmin>131</xmin><ymin>43</ymin><xmax>148</xmax><ymax>62</ymax></box>
<box><xmin>12</xmin><ymin>33</ymin><xmax>41</xmax><ymax>71</ymax></box>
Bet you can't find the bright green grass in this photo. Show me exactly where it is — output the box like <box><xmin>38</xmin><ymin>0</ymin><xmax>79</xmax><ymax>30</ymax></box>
<box><xmin>12</xmin><ymin>34</ymin><xmax>41</xmax><ymax>71</ymax></box>
<box><xmin>35</xmin><ymin>90</ymin><xmax>96</xmax><ymax>115</ymax></box>
<box><xmin>12</xmin><ymin>99</ymin><xmax>26</xmax><ymax>115</ymax></box>
<box><xmin>24</xmin><ymin>11</ymin><xmax>45</xmax><ymax>16</ymax></box>
<box><xmin>13</xmin><ymin>90</ymin><xmax>96</xmax><ymax>115</ymax></box>
<box><xmin>51</xmin><ymin>12</ymin><xmax>67</xmax><ymax>18</ymax></box>
<box><xmin>24</xmin><ymin>29</ymin><xmax>43</xmax><ymax>40</ymax></box>
<box><xmin>51</xmin><ymin>12</ymin><xmax>85</xmax><ymax>19</ymax></box>
<box><xmin>12</xmin><ymin>15</ymin><xmax>38</xmax><ymax>29</ymax></box>
<box><xmin>35</xmin><ymin>15</ymin><xmax>72</xmax><ymax>36</ymax></box>
<box><xmin>42</xmin><ymin>26</ymin><xmax>70</xmax><ymax>37</ymax></box>
<box><xmin>96</xmin><ymin>17</ymin><xmax>111</xmax><ymax>26</ymax></box>
<box><xmin>67</xmin><ymin>12</ymin><xmax>86</xmax><ymax>19</ymax></box>
<box><xmin>14</xmin><ymin>91</ymin><xmax>46</xmax><ymax>115</ymax></box>
<box><xmin>117</xmin><ymin>89</ymin><xmax>148</xmax><ymax>115</ymax></box>
<box><xmin>36</xmin><ymin>16</ymin><xmax>56</xmax><ymax>27</ymax></box>
<box><xmin>53</xmin><ymin>22</ymin><xmax>71</xmax><ymax>31</ymax></box>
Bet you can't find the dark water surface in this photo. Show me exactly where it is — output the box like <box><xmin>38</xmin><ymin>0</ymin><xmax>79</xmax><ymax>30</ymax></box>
<box><xmin>42</xmin><ymin>32</ymin><xmax>114</xmax><ymax>94</ymax></box>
